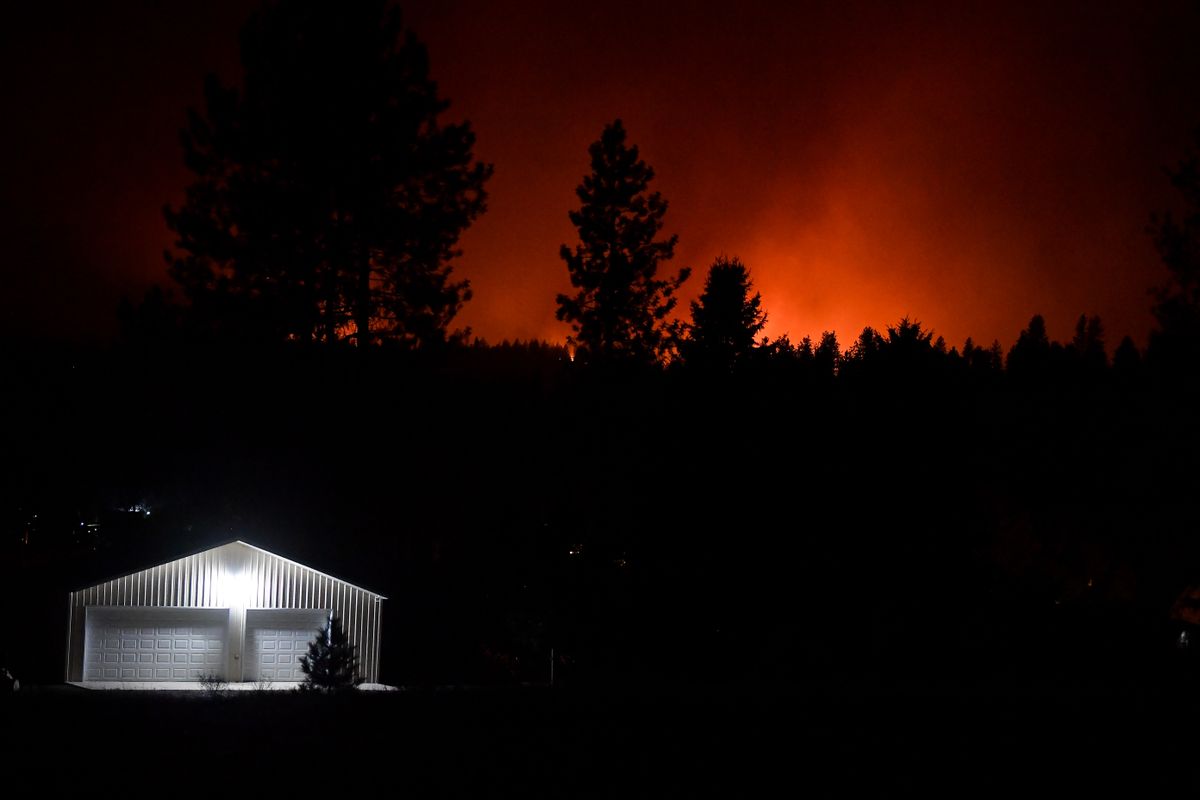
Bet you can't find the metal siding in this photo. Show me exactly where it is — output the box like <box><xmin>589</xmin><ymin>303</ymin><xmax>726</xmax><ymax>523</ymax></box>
<box><xmin>356</xmin><ymin>595</ymin><xmax>363</xmax><ymax>672</ymax></box>
<box><xmin>64</xmin><ymin>593</ymin><xmax>73</xmax><ymax>681</ymax></box>
<box><xmin>368</xmin><ymin>600</ymin><xmax>375</xmax><ymax>681</ymax></box>
<box><xmin>358</xmin><ymin>595</ymin><xmax>364</xmax><ymax>680</ymax></box>
<box><xmin>251</xmin><ymin>550</ymin><xmax>260</xmax><ymax>607</ymax></box>
<box><xmin>367</xmin><ymin>595</ymin><xmax>375</xmax><ymax>682</ymax></box>
<box><xmin>372</xmin><ymin>599</ymin><xmax>379</xmax><ymax>681</ymax></box>
<box><xmin>346</xmin><ymin>585</ymin><xmax>354</xmax><ymax>651</ymax></box>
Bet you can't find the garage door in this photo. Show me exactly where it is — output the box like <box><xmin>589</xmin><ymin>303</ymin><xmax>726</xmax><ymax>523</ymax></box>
<box><xmin>84</xmin><ymin>608</ymin><xmax>230</xmax><ymax>681</ymax></box>
<box><xmin>245</xmin><ymin>609</ymin><xmax>330</xmax><ymax>682</ymax></box>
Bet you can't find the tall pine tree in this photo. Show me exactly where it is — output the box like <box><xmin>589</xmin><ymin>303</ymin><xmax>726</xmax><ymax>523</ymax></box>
<box><xmin>165</xmin><ymin>0</ymin><xmax>491</xmax><ymax>347</ymax></box>
<box><xmin>556</xmin><ymin>120</ymin><xmax>690</xmax><ymax>365</ymax></box>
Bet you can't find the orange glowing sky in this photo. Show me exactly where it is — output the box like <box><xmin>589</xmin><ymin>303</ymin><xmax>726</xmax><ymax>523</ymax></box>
<box><xmin>3</xmin><ymin>1</ymin><xmax>1200</xmax><ymax>349</ymax></box>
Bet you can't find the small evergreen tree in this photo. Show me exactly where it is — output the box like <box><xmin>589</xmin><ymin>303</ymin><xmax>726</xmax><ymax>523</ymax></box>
<box><xmin>297</xmin><ymin>615</ymin><xmax>363</xmax><ymax>692</ymax></box>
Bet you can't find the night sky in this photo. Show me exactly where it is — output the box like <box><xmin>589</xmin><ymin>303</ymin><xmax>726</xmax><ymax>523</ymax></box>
<box><xmin>3</xmin><ymin>0</ymin><xmax>1199</xmax><ymax>348</ymax></box>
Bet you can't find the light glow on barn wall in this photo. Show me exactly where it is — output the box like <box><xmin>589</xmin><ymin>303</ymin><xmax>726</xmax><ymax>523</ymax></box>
<box><xmin>216</xmin><ymin>568</ymin><xmax>255</xmax><ymax>608</ymax></box>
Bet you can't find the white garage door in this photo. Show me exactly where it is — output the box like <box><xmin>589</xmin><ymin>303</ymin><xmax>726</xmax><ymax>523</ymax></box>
<box><xmin>84</xmin><ymin>608</ymin><xmax>230</xmax><ymax>681</ymax></box>
<box><xmin>245</xmin><ymin>609</ymin><xmax>330</xmax><ymax>682</ymax></box>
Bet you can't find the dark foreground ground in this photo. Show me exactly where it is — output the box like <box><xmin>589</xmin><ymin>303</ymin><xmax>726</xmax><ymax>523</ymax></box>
<box><xmin>4</xmin><ymin>677</ymin><xmax>1200</xmax><ymax>796</ymax></box>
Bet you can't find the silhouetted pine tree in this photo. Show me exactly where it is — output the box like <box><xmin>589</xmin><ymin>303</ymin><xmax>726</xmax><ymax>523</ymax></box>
<box><xmin>883</xmin><ymin>317</ymin><xmax>936</xmax><ymax>372</ymax></box>
<box><xmin>165</xmin><ymin>0</ymin><xmax>491</xmax><ymax>347</ymax></box>
<box><xmin>988</xmin><ymin>340</ymin><xmax>1005</xmax><ymax>371</ymax></box>
<box><xmin>1006</xmin><ymin>314</ymin><xmax>1052</xmax><ymax>380</ymax></box>
<box><xmin>683</xmin><ymin>256</ymin><xmax>766</xmax><ymax>372</ymax></box>
<box><xmin>556</xmin><ymin>120</ymin><xmax>690</xmax><ymax>365</ymax></box>
<box><xmin>297</xmin><ymin>615</ymin><xmax>363</xmax><ymax>692</ymax></box>
<box><xmin>1069</xmin><ymin>314</ymin><xmax>1108</xmax><ymax>372</ymax></box>
<box><xmin>814</xmin><ymin>331</ymin><xmax>840</xmax><ymax>380</ymax></box>
<box><xmin>796</xmin><ymin>335</ymin><xmax>815</xmax><ymax>365</ymax></box>
<box><xmin>962</xmin><ymin>336</ymin><xmax>1004</xmax><ymax>376</ymax></box>
<box><xmin>1113</xmin><ymin>335</ymin><xmax>1142</xmax><ymax>377</ymax></box>
<box><xmin>839</xmin><ymin>327</ymin><xmax>881</xmax><ymax>379</ymax></box>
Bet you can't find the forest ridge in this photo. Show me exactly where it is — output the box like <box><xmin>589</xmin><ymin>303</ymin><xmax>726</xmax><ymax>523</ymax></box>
<box><xmin>107</xmin><ymin>0</ymin><xmax>1200</xmax><ymax>378</ymax></box>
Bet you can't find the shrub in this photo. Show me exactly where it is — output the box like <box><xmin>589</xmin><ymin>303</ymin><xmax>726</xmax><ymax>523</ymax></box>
<box><xmin>198</xmin><ymin>673</ymin><xmax>227</xmax><ymax>697</ymax></box>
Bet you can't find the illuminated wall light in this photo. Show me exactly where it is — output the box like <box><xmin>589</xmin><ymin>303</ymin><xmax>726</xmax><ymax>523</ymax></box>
<box><xmin>216</xmin><ymin>569</ymin><xmax>256</xmax><ymax>608</ymax></box>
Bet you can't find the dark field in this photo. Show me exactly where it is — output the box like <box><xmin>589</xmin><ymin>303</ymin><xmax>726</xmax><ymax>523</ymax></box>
<box><xmin>6</xmin><ymin>679</ymin><xmax>1200</xmax><ymax>796</ymax></box>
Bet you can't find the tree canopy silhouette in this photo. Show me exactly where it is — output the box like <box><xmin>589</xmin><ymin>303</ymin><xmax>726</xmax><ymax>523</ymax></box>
<box><xmin>164</xmin><ymin>0</ymin><xmax>491</xmax><ymax>347</ymax></box>
<box><xmin>556</xmin><ymin>120</ymin><xmax>690</xmax><ymax>365</ymax></box>
<box><xmin>884</xmin><ymin>317</ymin><xmax>935</xmax><ymax>367</ymax></box>
<box><xmin>1006</xmin><ymin>314</ymin><xmax>1052</xmax><ymax>379</ymax></box>
<box><xmin>1149</xmin><ymin>132</ymin><xmax>1200</xmax><ymax>369</ymax></box>
<box><xmin>839</xmin><ymin>326</ymin><xmax>881</xmax><ymax>378</ymax></box>
<box><xmin>814</xmin><ymin>331</ymin><xmax>840</xmax><ymax>380</ymax></box>
<box><xmin>683</xmin><ymin>256</ymin><xmax>766</xmax><ymax>372</ymax></box>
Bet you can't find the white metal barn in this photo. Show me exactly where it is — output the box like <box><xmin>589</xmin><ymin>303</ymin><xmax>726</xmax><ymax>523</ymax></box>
<box><xmin>65</xmin><ymin>541</ymin><xmax>384</xmax><ymax>685</ymax></box>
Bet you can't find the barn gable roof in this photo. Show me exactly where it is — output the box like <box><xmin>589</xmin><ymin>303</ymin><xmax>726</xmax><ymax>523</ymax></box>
<box><xmin>72</xmin><ymin>539</ymin><xmax>387</xmax><ymax>599</ymax></box>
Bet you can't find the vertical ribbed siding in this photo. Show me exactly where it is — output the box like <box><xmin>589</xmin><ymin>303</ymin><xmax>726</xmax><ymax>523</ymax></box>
<box><xmin>67</xmin><ymin>541</ymin><xmax>384</xmax><ymax>683</ymax></box>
